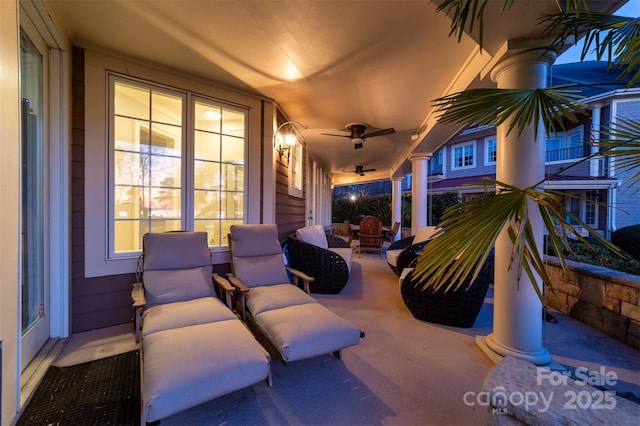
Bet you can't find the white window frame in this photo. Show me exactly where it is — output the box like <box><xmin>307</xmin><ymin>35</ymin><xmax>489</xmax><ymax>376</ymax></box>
<box><xmin>288</xmin><ymin>140</ymin><xmax>303</xmax><ymax>198</ymax></box>
<box><xmin>84</xmin><ymin>52</ymin><xmax>264</xmax><ymax>277</ymax></box>
<box><xmin>485</xmin><ymin>137</ymin><xmax>497</xmax><ymax>166</ymax></box>
<box><xmin>108</xmin><ymin>74</ymin><xmax>249</xmax><ymax>257</ymax></box>
<box><xmin>451</xmin><ymin>141</ymin><xmax>476</xmax><ymax>170</ymax></box>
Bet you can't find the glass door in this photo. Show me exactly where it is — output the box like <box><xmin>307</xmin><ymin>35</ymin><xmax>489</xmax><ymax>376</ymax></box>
<box><xmin>20</xmin><ymin>27</ymin><xmax>50</xmax><ymax>371</ymax></box>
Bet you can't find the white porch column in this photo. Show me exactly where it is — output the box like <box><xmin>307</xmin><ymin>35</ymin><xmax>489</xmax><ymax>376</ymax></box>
<box><xmin>391</xmin><ymin>177</ymin><xmax>403</xmax><ymax>241</ymax></box>
<box><xmin>484</xmin><ymin>50</ymin><xmax>554</xmax><ymax>365</ymax></box>
<box><xmin>410</xmin><ymin>154</ymin><xmax>430</xmax><ymax>233</ymax></box>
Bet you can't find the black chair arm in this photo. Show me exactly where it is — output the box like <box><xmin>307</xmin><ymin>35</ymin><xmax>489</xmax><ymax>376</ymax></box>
<box><xmin>388</xmin><ymin>236</ymin><xmax>415</xmax><ymax>251</ymax></box>
<box><xmin>396</xmin><ymin>240</ymin><xmax>431</xmax><ymax>273</ymax></box>
<box><xmin>326</xmin><ymin>234</ymin><xmax>351</xmax><ymax>248</ymax></box>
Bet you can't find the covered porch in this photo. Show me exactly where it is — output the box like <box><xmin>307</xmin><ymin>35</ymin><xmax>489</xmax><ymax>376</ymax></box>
<box><xmin>20</xmin><ymin>251</ymin><xmax>640</xmax><ymax>424</ymax></box>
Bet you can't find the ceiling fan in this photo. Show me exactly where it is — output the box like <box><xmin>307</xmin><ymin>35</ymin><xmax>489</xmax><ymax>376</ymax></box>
<box><xmin>354</xmin><ymin>165</ymin><xmax>376</xmax><ymax>176</ymax></box>
<box><xmin>322</xmin><ymin>123</ymin><xmax>395</xmax><ymax>149</ymax></box>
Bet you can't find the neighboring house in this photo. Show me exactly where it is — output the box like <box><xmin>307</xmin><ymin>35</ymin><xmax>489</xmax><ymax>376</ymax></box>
<box><xmin>410</xmin><ymin>62</ymin><xmax>640</xmax><ymax>237</ymax></box>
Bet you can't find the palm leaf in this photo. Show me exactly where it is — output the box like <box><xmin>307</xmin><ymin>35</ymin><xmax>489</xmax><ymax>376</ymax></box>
<box><xmin>599</xmin><ymin>117</ymin><xmax>640</xmax><ymax>191</ymax></box>
<box><xmin>412</xmin><ymin>177</ymin><xmax>626</xmax><ymax>299</ymax></box>
<box><xmin>541</xmin><ymin>11</ymin><xmax>640</xmax><ymax>85</ymax></box>
<box><xmin>432</xmin><ymin>87</ymin><xmax>587</xmax><ymax>139</ymax></box>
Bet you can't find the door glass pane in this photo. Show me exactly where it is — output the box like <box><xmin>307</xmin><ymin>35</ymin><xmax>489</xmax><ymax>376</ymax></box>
<box><xmin>20</xmin><ymin>31</ymin><xmax>45</xmax><ymax>334</ymax></box>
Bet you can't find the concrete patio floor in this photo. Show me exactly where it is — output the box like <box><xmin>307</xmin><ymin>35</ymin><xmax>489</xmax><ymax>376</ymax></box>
<box><xmin>48</xmin><ymin>245</ymin><xmax>640</xmax><ymax>425</ymax></box>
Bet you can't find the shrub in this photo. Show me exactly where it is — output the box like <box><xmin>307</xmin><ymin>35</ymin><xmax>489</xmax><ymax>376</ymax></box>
<box><xmin>612</xmin><ymin>224</ymin><xmax>640</xmax><ymax>261</ymax></box>
<box><xmin>332</xmin><ymin>194</ymin><xmax>392</xmax><ymax>225</ymax></box>
<box><xmin>545</xmin><ymin>236</ymin><xmax>640</xmax><ymax>276</ymax></box>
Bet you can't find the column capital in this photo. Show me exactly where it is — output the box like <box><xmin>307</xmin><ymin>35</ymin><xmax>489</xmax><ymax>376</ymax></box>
<box><xmin>490</xmin><ymin>48</ymin><xmax>556</xmax><ymax>83</ymax></box>
<box><xmin>391</xmin><ymin>176</ymin><xmax>404</xmax><ymax>182</ymax></box>
<box><xmin>409</xmin><ymin>152</ymin><xmax>432</xmax><ymax>162</ymax></box>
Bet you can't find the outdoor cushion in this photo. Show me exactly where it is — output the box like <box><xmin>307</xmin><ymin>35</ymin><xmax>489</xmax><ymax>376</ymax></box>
<box><xmin>413</xmin><ymin>226</ymin><xmax>439</xmax><ymax>244</ymax></box>
<box><xmin>295</xmin><ymin>224</ymin><xmax>329</xmax><ymax>249</ymax></box>
<box><xmin>231</xmin><ymin>224</ymin><xmax>283</xmax><ymax>256</ymax></box>
<box><xmin>233</xmin><ymin>254</ymin><xmax>290</xmax><ymax>287</ymax></box>
<box><xmin>143</xmin><ymin>266</ymin><xmax>216</xmax><ymax>308</ymax></box>
<box><xmin>386</xmin><ymin>249</ymin><xmax>402</xmax><ymax>268</ymax></box>
<box><xmin>142</xmin><ymin>320</ymin><xmax>270</xmax><ymax>422</ymax></box>
<box><xmin>254</xmin><ymin>303</ymin><xmax>361</xmax><ymax>362</ymax></box>
<box><xmin>143</xmin><ymin>232</ymin><xmax>211</xmax><ymax>270</ymax></box>
<box><xmin>142</xmin><ymin>297</ymin><xmax>236</xmax><ymax>336</ymax></box>
<box><xmin>246</xmin><ymin>284</ymin><xmax>317</xmax><ymax>316</ymax></box>
<box><xmin>329</xmin><ymin>247</ymin><xmax>353</xmax><ymax>273</ymax></box>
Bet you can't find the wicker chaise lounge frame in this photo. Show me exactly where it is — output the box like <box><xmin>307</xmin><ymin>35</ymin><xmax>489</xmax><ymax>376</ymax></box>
<box><xmin>387</xmin><ymin>236</ymin><xmax>431</xmax><ymax>276</ymax></box>
<box><xmin>286</xmin><ymin>234</ymin><xmax>351</xmax><ymax>294</ymax></box>
<box><xmin>400</xmin><ymin>250</ymin><xmax>494</xmax><ymax>328</ymax></box>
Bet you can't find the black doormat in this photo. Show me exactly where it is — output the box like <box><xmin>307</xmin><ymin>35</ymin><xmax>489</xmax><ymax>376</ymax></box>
<box><xmin>17</xmin><ymin>350</ymin><xmax>140</xmax><ymax>426</ymax></box>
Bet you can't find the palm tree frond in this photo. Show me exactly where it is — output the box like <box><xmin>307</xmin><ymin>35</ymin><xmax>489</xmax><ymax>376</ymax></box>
<box><xmin>599</xmin><ymin>117</ymin><xmax>640</xmax><ymax>191</ymax></box>
<box><xmin>433</xmin><ymin>87</ymin><xmax>588</xmax><ymax>138</ymax></box>
<box><xmin>413</xmin><ymin>177</ymin><xmax>627</xmax><ymax>300</ymax></box>
<box><xmin>541</xmin><ymin>11</ymin><xmax>640</xmax><ymax>85</ymax></box>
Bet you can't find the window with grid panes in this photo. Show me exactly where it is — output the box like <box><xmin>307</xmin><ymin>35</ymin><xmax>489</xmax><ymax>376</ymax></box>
<box><xmin>452</xmin><ymin>142</ymin><xmax>475</xmax><ymax>170</ymax></box>
<box><xmin>110</xmin><ymin>76</ymin><xmax>246</xmax><ymax>255</ymax></box>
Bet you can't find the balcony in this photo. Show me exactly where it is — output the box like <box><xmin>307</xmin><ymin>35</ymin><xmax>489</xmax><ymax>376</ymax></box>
<box><xmin>546</xmin><ymin>144</ymin><xmax>591</xmax><ymax>163</ymax></box>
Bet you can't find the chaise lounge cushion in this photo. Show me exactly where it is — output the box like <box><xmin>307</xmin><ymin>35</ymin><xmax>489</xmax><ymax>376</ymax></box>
<box><xmin>245</xmin><ymin>284</ymin><xmax>317</xmax><ymax>316</ymax></box>
<box><xmin>142</xmin><ymin>320</ymin><xmax>270</xmax><ymax>422</ymax></box>
<box><xmin>143</xmin><ymin>266</ymin><xmax>216</xmax><ymax>308</ymax></box>
<box><xmin>231</xmin><ymin>224</ymin><xmax>290</xmax><ymax>287</ymax></box>
<box><xmin>254</xmin><ymin>303</ymin><xmax>362</xmax><ymax>362</ymax></box>
<box><xmin>142</xmin><ymin>297</ymin><xmax>236</xmax><ymax>336</ymax></box>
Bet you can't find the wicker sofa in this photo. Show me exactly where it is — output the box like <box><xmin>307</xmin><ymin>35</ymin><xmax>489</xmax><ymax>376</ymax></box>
<box><xmin>386</xmin><ymin>226</ymin><xmax>439</xmax><ymax>276</ymax></box>
<box><xmin>286</xmin><ymin>224</ymin><xmax>352</xmax><ymax>294</ymax></box>
<box><xmin>399</xmin><ymin>250</ymin><xmax>494</xmax><ymax>328</ymax></box>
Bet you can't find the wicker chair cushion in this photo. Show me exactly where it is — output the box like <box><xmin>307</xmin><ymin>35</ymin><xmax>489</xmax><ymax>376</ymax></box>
<box><xmin>143</xmin><ymin>266</ymin><xmax>216</xmax><ymax>308</ymax></box>
<box><xmin>142</xmin><ymin>297</ymin><xmax>236</xmax><ymax>337</ymax></box>
<box><xmin>414</xmin><ymin>226</ymin><xmax>439</xmax><ymax>244</ymax></box>
<box><xmin>295</xmin><ymin>224</ymin><xmax>328</xmax><ymax>249</ymax></box>
<box><xmin>245</xmin><ymin>284</ymin><xmax>317</xmax><ymax>316</ymax></box>
<box><xmin>386</xmin><ymin>249</ymin><xmax>402</xmax><ymax>267</ymax></box>
<box><xmin>329</xmin><ymin>247</ymin><xmax>352</xmax><ymax>272</ymax></box>
<box><xmin>254</xmin><ymin>303</ymin><xmax>362</xmax><ymax>362</ymax></box>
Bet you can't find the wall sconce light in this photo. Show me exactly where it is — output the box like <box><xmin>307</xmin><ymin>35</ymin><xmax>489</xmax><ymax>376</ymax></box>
<box><xmin>273</xmin><ymin>120</ymin><xmax>307</xmax><ymax>160</ymax></box>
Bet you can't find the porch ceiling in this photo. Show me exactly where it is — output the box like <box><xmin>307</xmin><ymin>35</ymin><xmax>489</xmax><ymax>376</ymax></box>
<box><xmin>45</xmin><ymin>0</ymin><xmax>626</xmax><ymax>186</ymax></box>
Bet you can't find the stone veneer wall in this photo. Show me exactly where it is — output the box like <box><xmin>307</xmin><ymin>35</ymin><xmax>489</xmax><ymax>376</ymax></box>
<box><xmin>544</xmin><ymin>256</ymin><xmax>640</xmax><ymax>350</ymax></box>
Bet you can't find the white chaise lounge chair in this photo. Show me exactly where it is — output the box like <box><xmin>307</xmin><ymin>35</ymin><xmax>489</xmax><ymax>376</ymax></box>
<box><xmin>132</xmin><ymin>231</ymin><xmax>271</xmax><ymax>424</ymax></box>
<box><xmin>220</xmin><ymin>224</ymin><xmax>363</xmax><ymax>363</ymax></box>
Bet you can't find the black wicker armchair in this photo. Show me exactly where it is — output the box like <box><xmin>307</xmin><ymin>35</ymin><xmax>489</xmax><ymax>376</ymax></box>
<box><xmin>400</xmin><ymin>250</ymin><xmax>494</xmax><ymax>328</ymax></box>
<box><xmin>386</xmin><ymin>226</ymin><xmax>440</xmax><ymax>276</ymax></box>
<box><xmin>386</xmin><ymin>236</ymin><xmax>431</xmax><ymax>276</ymax></box>
<box><xmin>287</xmin><ymin>233</ymin><xmax>352</xmax><ymax>294</ymax></box>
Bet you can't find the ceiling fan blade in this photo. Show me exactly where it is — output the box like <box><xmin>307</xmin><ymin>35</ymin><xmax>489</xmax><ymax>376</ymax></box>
<box><xmin>364</xmin><ymin>168</ymin><xmax>376</xmax><ymax>172</ymax></box>
<box><xmin>362</xmin><ymin>128</ymin><xmax>395</xmax><ymax>138</ymax></box>
<box><xmin>321</xmin><ymin>132</ymin><xmax>351</xmax><ymax>138</ymax></box>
